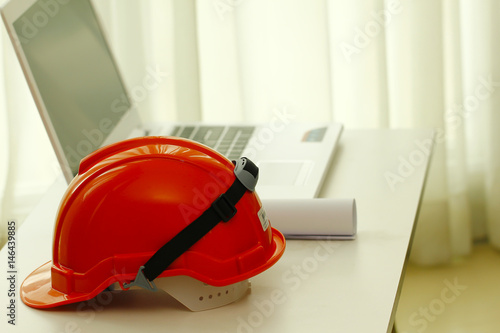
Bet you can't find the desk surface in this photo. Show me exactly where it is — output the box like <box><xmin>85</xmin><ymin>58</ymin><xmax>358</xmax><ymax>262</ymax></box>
<box><xmin>1</xmin><ymin>129</ymin><xmax>433</xmax><ymax>333</ymax></box>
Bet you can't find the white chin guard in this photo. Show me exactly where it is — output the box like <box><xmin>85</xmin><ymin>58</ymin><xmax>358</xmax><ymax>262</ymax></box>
<box><xmin>156</xmin><ymin>276</ymin><xmax>251</xmax><ymax>311</ymax></box>
<box><xmin>110</xmin><ymin>276</ymin><xmax>250</xmax><ymax>311</ymax></box>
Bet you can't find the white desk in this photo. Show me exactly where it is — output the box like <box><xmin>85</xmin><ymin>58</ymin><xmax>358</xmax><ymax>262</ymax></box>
<box><xmin>1</xmin><ymin>129</ymin><xmax>433</xmax><ymax>333</ymax></box>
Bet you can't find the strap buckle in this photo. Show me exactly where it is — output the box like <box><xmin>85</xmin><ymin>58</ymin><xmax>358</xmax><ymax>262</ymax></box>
<box><xmin>234</xmin><ymin>157</ymin><xmax>259</xmax><ymax>192</ymax></box>
<box><xmin>123</xmin><ymin>266</ymin><xmax>158</xmax><ymax>292</ymax></box>
<box><xmin>212</xmin><ymin>194</ymin><xmax>236</xmax><ymax>222</ymax></box>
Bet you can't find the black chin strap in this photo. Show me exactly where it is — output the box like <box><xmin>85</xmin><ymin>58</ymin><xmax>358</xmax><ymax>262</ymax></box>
<box><xmin>123</xmin><ymin>157</ymin><xmax>259</xmax><ymax>291</ymax></box>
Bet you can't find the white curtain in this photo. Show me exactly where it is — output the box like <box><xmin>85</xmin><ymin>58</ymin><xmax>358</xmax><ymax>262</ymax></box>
<box><xmin>1</xmin><ymin>0</ymin><xmax>499</xmax><ymax>266</ymax></box>
<box><xmin>194</xmin><ymin>0</ymin><xmax>500</xmax><ymax>264</ymax></box>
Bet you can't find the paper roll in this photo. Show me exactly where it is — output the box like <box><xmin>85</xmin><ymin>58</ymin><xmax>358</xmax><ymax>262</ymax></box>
<box><xmin>262</xmin><ymin>198</ymin><xmax>357</xmax><ymax>240</ymax></box>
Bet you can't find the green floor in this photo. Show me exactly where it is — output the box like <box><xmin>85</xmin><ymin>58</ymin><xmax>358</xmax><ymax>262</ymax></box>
<box><xmin>396</xmin><ymin>244</ymin><xmax>500</xmax><ymax>333</ymax></box>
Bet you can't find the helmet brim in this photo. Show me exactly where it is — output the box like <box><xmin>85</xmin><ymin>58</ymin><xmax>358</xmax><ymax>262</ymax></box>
<box><xmin>20</xmin><ymin>261</ymin><xmax>101</xmax><ymax>309</ymax></box>
<box><xmin>21</xmin><ymin>227</ymin><xmax>286</xmax><ymax>309</ymax></box>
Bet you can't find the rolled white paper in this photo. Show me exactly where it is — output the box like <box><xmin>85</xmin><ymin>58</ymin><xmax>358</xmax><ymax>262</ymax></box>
<box><xmin>262</xmin><ymin>198</ymin><xmax>357</xmax><ymax>240</ymax></box>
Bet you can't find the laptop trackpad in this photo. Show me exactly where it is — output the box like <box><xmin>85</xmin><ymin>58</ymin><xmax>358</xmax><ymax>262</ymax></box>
<box><xmin>257</xmin><ymin>161</ymin><xmax>313</xmax><ymax>186</ymax></box>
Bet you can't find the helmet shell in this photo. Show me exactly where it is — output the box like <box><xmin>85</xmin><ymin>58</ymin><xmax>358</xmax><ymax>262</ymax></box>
<box><xmin>21</xmin><ymin>136</ymin><xmax>285</xmax><ymax>308</ymax></box>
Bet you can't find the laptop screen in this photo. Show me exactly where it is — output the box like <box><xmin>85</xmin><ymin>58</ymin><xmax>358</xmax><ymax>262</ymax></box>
<box><xmin>12</xmin><ymin>0</ymin><xmax>131</xmax><ymax>176</ymax></box>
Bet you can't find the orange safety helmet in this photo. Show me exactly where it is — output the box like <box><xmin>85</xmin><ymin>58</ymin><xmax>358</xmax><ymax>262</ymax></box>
<box><xmin>21</xmin><ymin>136</ymin><xmax>285</xmax><ymax>310</ymax></box>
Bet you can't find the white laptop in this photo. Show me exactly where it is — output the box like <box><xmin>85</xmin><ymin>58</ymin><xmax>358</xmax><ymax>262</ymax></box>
<box><xmin>1</xmin><ymin>0</ymin><xmax>342</xmax><ymax>199</ymax></box>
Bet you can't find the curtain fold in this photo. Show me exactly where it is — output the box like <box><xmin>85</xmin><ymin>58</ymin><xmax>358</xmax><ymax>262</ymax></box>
<box><xmin>459</xmin><ymin>0</ymin><xmax>492</xmax><ymax>242</ymax></box>
<box><xmin>456</xmin><ymin>0</ymin><xmax>500</xmax><ymax>250</ymax></box>
<box><xmin>195</xmin><ymin>0</ymin><xmax>245</xmax><ymax>121</ymax></box>
<box><xmin>235</xmin><ymin>0</ymin><xmax>333</xmax><ymax>122</ymax></box>
<box><xmin>442</xmin><ymin>0</ymin><xmax>472</xmax><ymax>257</ymax></box>
<box><xmin>328</xmin><ymin>0</ymin><xmax>390</xmax><ymax>127</ymax></box>
<box><xmin>385</xmin><ymin>0</ymin><xmax>452</xmax><ymax>265</ymax></box>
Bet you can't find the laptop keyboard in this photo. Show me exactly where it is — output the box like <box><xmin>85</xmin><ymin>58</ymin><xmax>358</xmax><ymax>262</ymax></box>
<box><xmin>171</xmin><ymin>126</ymin><xmax>255</xmax><ymax>160</ymax></box>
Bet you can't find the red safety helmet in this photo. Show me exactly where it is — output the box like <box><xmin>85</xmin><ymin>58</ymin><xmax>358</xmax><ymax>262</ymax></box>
<box><xmin>21</xmin><ymin>136</ymin><xmax>285</xmax><ymax>310</ymax></box>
